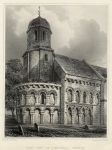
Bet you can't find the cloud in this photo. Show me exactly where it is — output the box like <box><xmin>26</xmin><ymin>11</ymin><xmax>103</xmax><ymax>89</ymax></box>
<box><xmin>43</xmin><ymin>6</ymin><xmax>69</xmax><ymax>21</ymax></box>
<box><xmin>5</xmin><ymin>6</ymin><xmax>27</xmax><ymax>62</ymax></box>
<box><xmin>59</xmin><ymin>19</ymin><xmax>107</xmax><ymax>67</ymax></box>
<box><xmin>5</xmin><ymin>5</ymin><xmax>107</xmax><ymax>67</ymax></box>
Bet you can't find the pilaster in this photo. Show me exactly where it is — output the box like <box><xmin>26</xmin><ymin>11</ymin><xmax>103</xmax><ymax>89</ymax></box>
<box><xmin>46</xmin><ymin>95</ymin><xmax>50</xmax><ymax>105</ymax></box>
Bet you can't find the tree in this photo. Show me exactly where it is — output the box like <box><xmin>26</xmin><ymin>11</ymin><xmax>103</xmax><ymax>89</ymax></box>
<box><xmin>5</xmin><ymin>59</ymin><xmax>23</xmax><ymax>116</ymax></box>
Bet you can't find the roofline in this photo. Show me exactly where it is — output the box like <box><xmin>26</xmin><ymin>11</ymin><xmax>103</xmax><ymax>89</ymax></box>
<box><xmin>27</xmin><ymin>25</ymin><xmax>52</xmax><ymax>33</ymax></box>
<box><xmin>83</xmin><ymin>60</ymin><xmax>106</xmax><ymax>82</ymax></box>
<box><xmin>55</xmin><ymin>58</ymin><xmax>102</xmax><ymax>81</ymax></box>
<box><xmin>91</xmin><ymin>64</ymin><xmax>107</xmax><ymax>71</ymax></box>
<box><xmin>54</xmin><ymin>59</ymin><xmax>67</xmax><ymax>75</ymax></box>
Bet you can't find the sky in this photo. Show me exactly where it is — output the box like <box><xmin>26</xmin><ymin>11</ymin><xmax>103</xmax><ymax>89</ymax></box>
<box><xmin>5</xmin><ymin>5</ymin><xmax>107</xmax><ymax>67</ymax></box>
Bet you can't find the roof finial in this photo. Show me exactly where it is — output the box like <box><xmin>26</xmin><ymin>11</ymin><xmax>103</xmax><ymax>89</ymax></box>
<box><xmin>38</xmin><ymin>6</ymin><xmax>40</xmax><ymax>17</ymax></box>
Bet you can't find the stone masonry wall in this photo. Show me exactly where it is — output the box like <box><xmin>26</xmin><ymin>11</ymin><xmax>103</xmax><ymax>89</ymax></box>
<box><xmin>27</xmin><ymin>27</ymin><xmax>51</xmax><ymax>50</ymax></box>
<box><xmin>15</xmin><ymin>83</ymin><xmax>61</xmax><ymax>125</ymax></box>
<box><xmin>63</xmin><ymin>74</ymin><xmax>102</xmax><ymax>126</ymax></box>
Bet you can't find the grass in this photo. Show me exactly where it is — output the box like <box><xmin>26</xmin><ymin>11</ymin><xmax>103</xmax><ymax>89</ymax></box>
<box><xmin>5</xmin><ymin>115</ymin><xmax>106</xmax><ymax>137</ymax></box>
<box><xmin>5</xmin><ymin>125</ymin><xmax>106</xmax><ymax>137</ymax></box>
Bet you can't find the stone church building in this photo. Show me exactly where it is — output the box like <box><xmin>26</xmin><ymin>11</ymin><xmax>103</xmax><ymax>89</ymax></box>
<box><xmin>15</xmin><ymin>13</ymin><xmax>107</xmax><ymax>127</ymax></box>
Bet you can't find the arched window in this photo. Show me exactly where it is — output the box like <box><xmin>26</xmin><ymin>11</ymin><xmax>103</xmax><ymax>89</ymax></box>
<box><xmin>67</xmin><ymin>89</ymin><xmax>72</xmax><ymax>102</ymax></box>
<box><xmin>76</xmin><ymin>91</ymin><xmax>80</xmax><ymax>103</ymax></box>
<box><xmin>43</xmin><ymin>31</ymin><xmax>46</xmax><ymax>40</ymax></box>
<box><xmin>28</xmin><ymin>92</ymin><xmax>36</xmax><ymax>105</ymax></box>
<box><xmin>96</xmin><ymin>93</ymin><xmax>99</xmax><ymax>100</ymax></box>
<box><xmin>90</xmin><ymin>92</ymin><xmax>93</xmax><ymax>104</ymax></box>
<box><xmin>88</xmin><ymin>109</ymin><xmax>92</xmax><ymax>125</ymax></box>
<box><xmin>35</xmin><ymin>30</ymin><xmax>37</xmax><ymax>41</ymax></box>
<box><xmin>31</xmin><ymin>92</ymin><xmax>35</xmax><ymax>98</ymax></box>
<box><xmin>40</xmin><ymin>92</ymin><xmax>46</xmax><ymax>104</ymax></box>
<box><xmin>95</xmin><ymin>93</ymin><xmax>100</xmax><ymax>105</ymax></box>
<box><xmin>25</xmin><ymin>108</ymin><xmax>31</xmax><ymax>124</ymax></box>
<box><xmin>68</xmin><ymin>108</ymin><xmax>72</xmax><ymax>115</ymax></box>
<box><xmin>82</xmin><ymin>108</ymin><xmax>86</xmax><ymax>122</ymax></box>
<box><xmin>83</xmin><ymin>92</ymin><xmax>86</xmax><ymax>103</ymax></box>
<box><xmin>76</xmin><ymin>108</ymin><xmax>79</xmax><ymax>124</ymax></box>
<box><xmin>21</xmin><ymin>93</ymin><xmax>26</xmax><ymax>105</ymax></box>
<box><xmin>45</xmin><ymin>54</ymin><xmax>48</xmax><ymax>61</ymax></box>
<box><xmin>67</xmin><ymin>107</ymin><xmax>72</xmax><ymax>124</ymax></box>
<box><xmin>50</xmin><ymin>93</ymin><xmax>55</xmax><ymax>105</ymax></box>
<box><xmin>82</xmin><ymin>108</ymin><xmax>85</xmax><ymax>115</ymax></box>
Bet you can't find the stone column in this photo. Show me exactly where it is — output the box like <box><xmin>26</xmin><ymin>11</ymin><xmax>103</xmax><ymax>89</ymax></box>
<box><xmin>58</xmin><ymin>111</ymin><xmax>61</xmax><ymax>124</ymax></box>
<box><xmin>22</xmin><ymin>112</ymin><xmax>26</xmax><ymax>124</ymax></box>
<box><xmin>80</xmin><ymin>113</ymin><xmax>83</xmax><ymax>125</ymax></box>
<box><xmin>35</xmin><ymin>95</ymin><xmax>39</xmax><ymax>105</ymax></box>
<box><xmin>16</xmin><ymin>110</ymin><xmax>20</xmax><ymax>123</ymax></box>
<box><xmin>74</xmin><ymin>111</ymin><xmax>77</xmax><ymax>125</ymax></box>
<box><xmin>86</xmin><ymin>92</ymin><xmax>90</xmax><ymax>104</ymax></box>
<box><xmin>55</xmin><ymin>96</ymin><xmax>58</xmax><ymax>105</ymax></box>
<box><xmin>80</xmin><ymin>91</ymin><xmax>83</xmax><ymax>104</ymax></box>
<box><xmin>64</xmin><ymin>105</ymin><xmax>68</xmax><ymax>125</ymax></box>
<box><xmin>64</xmin><ymin>112</ymin><xmax>68</xmax><ymax>125</ymax></box>
<box><xmin>50</xmin><ymin>113</ymin><xmax>54</xmax><ymax>124</ymax></box>
<box><xmin>30</xmin><ymin>111</ymin><xmax>35</xmax><ymax>125</ymax></box>
<box><xmin>30</xmin><ymin>107</ymin><xmax>35</xmax><ymax>125</ymax></box>
<box><xmin>40</xmin><ymin>111</ymin><xmax>44</xmax><ymax>124</ymax></box>
<box><xmin>71</xmin><ymin>108</ymin><xmax>75</xmax><ymax>125</ymax></box>
<box><xmin>17</xmin><ymin>113</ymin><xmax>20</xmax><ymax>123</ymax></box>
<box><xmin>73</xmin><ymin>92</ymin><xmax>76</xmax><ymax>103</ymax></box>
<box><xmin>26</xmin><ymin>95</ymin><xmax>30</xmax><ymax>105</ymax></box>
<box><xmin>50</xmin><ymin>108</ymin><xmax>54</xmax><ymax>124</ymax></box>
<box><xmin>79</xmin><ymin>112</ymin><xmax>82</xmax><ymax>125</ymax></box>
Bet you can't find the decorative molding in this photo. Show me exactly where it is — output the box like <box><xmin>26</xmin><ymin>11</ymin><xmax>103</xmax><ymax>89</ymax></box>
<box><xmin>66</xmin><ymin>77</ymin><xmax>101</xmax><ymax>87</ymax></box>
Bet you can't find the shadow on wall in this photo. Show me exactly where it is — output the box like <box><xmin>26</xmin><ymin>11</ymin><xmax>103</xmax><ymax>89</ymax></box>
<box><xmin>23</xmin><ymin>60</ymin><xmax>54</xmax><ymax>82</ymax></box>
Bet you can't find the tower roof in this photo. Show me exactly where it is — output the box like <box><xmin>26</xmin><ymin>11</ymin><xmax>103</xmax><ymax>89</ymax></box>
<box><xmin>27</xmin><ymin>16</ymin><xmax>51</xmax><ymax>32</ymax></box>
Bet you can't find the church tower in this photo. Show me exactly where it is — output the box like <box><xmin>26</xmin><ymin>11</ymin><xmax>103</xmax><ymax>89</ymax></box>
<box><xmin>23</xmin><ymin>8</ymin><xmax>54</xmax><ymax>82</ymax></box>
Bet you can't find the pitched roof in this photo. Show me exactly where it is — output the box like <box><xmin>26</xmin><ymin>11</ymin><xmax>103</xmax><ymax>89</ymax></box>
<box><xmin>91</xmin><ymin>65</ymin><xmax>107</xmax><ymax>78</ymax></box>
<box><xmin>55</xmin><ymin>54</ymin><xmax>107</xmax><ymax>80</ymax></box>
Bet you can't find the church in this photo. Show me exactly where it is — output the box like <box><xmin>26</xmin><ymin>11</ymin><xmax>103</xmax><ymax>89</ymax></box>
<box><xmin>15</xmin><ymin>11</ymin><xmax>107</xmax><ymax>127</ymax></box>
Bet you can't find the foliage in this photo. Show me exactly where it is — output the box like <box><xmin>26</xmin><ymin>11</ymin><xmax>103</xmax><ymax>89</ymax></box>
<box><xmin>5</xmin><ymin>59</ymin><xmax>23</xmax><ymax>115</ymax></box>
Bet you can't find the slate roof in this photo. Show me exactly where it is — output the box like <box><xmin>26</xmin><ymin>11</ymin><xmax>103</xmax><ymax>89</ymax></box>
<box><xmin>55</xmin><ymin>54</ymin><xmax>107</xmax><ymax>80</ymax></box>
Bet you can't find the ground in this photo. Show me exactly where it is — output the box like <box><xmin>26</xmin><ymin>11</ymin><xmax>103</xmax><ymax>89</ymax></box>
<box><xmin>5</xmin><ymin>115</ymin><xmax>106</xmax><ymax>137</ymax></box>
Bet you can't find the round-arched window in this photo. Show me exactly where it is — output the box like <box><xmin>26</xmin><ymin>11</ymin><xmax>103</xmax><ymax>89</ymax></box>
<box><xmin>96</xmin><ymin>93</ymin><xmax>100</xmax><ymax>104</ymax></box>
<box><xmin>43</xmin><ymin>31</ymin><xmax>46</xmax><ymax>41</ymax></box>
<box><xmin>50</xmin><ymin>93</ymin><xmax>55</xmax><ymax>105</ymax></box>
<box><xmin>67</xmin><ymin>89</ymin><xmax>73</xmax><ymax>102</ymax></box>
<box><xmin>40</xmin><ymin>92</ymin><xmax>46</xmax><ymax>104</ymax></box>
<box><xmin>83</xmin><ymin>92</ymin><xmax>86</xmax><ymax>103</ymax></box>
<box><xmin>35</xmin><ymin>30</ymin><xmax>37</xmax><ymax>41</ymax></box>
<box><xmin>90</xmin><ymin>92</ymin><xmax>93</xmax><ymax>104</ymax></box>
<box><xmin>21</xmin><ymin>93</ymin><xmax>26</xmax><ymax>105</ymax></box>
<box><xmin>76</xmin><ymin>91</ymin><xmax>80</xmax><ymax>103</ymax></box>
